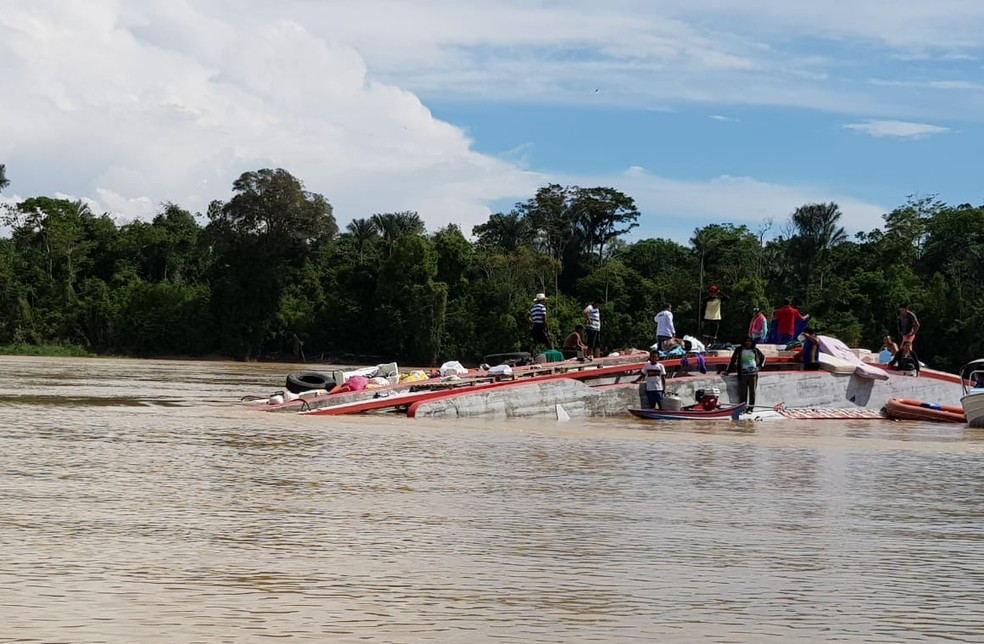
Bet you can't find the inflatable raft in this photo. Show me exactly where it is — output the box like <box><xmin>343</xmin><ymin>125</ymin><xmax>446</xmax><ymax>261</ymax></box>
<box><xmin>883</xmin><ymin>398</ymin><xmax>966</xmax><ymax>423</ymax></box>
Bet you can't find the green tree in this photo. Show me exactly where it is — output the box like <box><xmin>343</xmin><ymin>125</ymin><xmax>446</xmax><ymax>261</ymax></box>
<box><xmin>373</xmin><ymin>235</ymin><xmax>447</xmax><ymax>364</ymax></box>
<box><xmin>472</xmin><ymin>212</ymin><xmax>531</xmax><ymax>252</ymax></box>
<box><xmin>572</xmin><ymin>186</ymin><xmax>640</xmax><ymax>262</ymax></box>
<box><xmin>788</xmin><ymin>202</ymin><xmax>847</xmax><ymax>303</ymax></box>
<box><xmin>206</xmin><ymin>169</ymin><xmax>337</xmax><ymax>359</ymax></box>
<box><xmin>432</xmin><ymin>224</ymin><xmax>473</xmax><ymax>299</ymax></box>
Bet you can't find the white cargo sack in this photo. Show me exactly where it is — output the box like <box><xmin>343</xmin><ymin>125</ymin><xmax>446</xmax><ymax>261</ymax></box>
<box><xmin>439</xmin><ymin>360</ymin><xmax>469</xmax><ymax>377</ymax></box>
<box><xmin>683</xmin><ymin>335</ymin><xmax>705</xmax><ymax>353</ymax></box>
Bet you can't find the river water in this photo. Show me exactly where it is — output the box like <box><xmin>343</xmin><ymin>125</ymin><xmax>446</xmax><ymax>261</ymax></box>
<box><xmin>1</xmin><ymin>356</ymin><xmax>983</xmax><ymax>643</ymax></box>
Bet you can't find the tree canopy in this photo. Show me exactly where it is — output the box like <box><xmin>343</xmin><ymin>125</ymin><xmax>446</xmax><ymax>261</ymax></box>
<box><xmin>1</xmin><ymin>168</ymin><xmax>981</xmax><ymax>370</ymax></box>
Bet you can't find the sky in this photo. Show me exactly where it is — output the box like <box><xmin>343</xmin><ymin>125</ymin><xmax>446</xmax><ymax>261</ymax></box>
<box><xmin>2</xmin><ymin>0</ymin><xmax>983</xmax><ymax>243</ymax></box>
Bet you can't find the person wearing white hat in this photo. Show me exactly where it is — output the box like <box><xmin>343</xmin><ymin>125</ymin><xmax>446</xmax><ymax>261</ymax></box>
<box><xmin>529</xmin><ymin>293</ymin><xmax>552</xmax><ymax>353</ymax></box>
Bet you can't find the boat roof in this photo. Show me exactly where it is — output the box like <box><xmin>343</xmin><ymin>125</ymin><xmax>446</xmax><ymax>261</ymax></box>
<box><xmin>960</xmin><ymin>359</ymin><xmax>984</xmax><ymax>378</ymax></box>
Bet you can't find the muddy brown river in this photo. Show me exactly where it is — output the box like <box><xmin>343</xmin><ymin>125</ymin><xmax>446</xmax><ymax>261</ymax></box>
<box><xmin>1</xmin><ymin>356</ymin><xmax>983</xmax><ymax>642</ymax></box>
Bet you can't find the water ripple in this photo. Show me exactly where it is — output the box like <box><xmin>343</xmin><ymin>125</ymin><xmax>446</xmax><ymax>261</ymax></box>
<box><xmin>0</xmin><ymin>356</ymin><xmax>983</xmax><ymax>642</ymax></box>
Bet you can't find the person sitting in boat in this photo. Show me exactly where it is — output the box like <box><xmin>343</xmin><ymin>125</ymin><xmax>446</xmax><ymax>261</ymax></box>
<box><xmin>889</xmin><ymin>341</ymin><xmax>920</xmax><ymax>377</ymax></box>
<box><xmin>878</xmin><ymin>335</ymin><xmax>899</xmax><ymax>363</ymax></box>
<box><xmin>726</xmin><ymin>337</ymin><xmax>766</xmax><ymax>408</ymax></box>
<box><xmin>634</xmin><ymin>350</ymin><xmax>667</xmax><ymax>409</ymax></box>
<box><xmin>561</xmin><ymin>324</ymin><xmax>589</xmax><ymax>359</ymax></box>
<box><xmin>662</xmin><ymin>335</ymin><xmax>686</xmax><ymax>352</ymax></box>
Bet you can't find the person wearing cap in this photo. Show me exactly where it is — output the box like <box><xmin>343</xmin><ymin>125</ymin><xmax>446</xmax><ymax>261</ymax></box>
<box><xmin>528</xmin><ymin>293</ymin><xmax>553</xmax><ymax>353</ymax></box>
<box><xmin>702</xmin><ymin>284</ymin><xmax>729</xmax><ymax>345</ymax></box>
<box><xmin>748</xmin><ymin>307</ymin><xmax>768</xmax><ymax>343</ymax></box>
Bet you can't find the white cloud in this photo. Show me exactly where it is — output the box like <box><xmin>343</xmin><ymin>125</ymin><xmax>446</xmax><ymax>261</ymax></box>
<box><xmin>0</xmin><ymin>1</ymin><xmax>541</xmax><ymax>232</ymax></box>
<box><xmin>844</xmin><ymin>120</ymin><xmax>950</xmax><ymax>138</ymax></box>
<box><xmin>270</xmin><ymin>0</ymin><xmax>984</xmax><ymax>118</ymax></box>
<box><xmin>559</xmin><ymin>168</ymin><xmax>888</xmax><ymax>242</ymax></box>
<box><xmin>0</xmin><ymin>0</ymin><xmax>976</xmax><ymax>239</ymax></box>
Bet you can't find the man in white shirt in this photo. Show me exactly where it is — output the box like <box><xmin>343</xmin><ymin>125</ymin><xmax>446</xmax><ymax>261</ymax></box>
<box><xmin>635</xmin><ymin>350</ymin><xmax>667</xmax><ymax>408</ymax></box>
<box><xmin>654</xmin><ymin>303</ymin><xmax>675</xmax><ymax>351</ymax></box>
<box><xmin>582</xmin><ymin>300</ymin><xmax>603</xmax><ymax>358</ymax></box>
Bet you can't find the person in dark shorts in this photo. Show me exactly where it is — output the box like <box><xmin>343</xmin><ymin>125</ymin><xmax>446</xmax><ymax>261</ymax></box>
<box><xmin>898</xmin><ymin>304</ymin><xmax>920</xmax><ymax>345</ymax></box>
<box><xmin>800</xmin><ymin>327</ymin><xmax>821</xmax><ymax>371</ymax></box>
<box><xmin>528</xmin><ymin>293</ymin><xmax>552</xmax><ymax>353</ymax></box>
<box><xmin>582</xmin><ymin>300</ymin><xmax>603</xmax><ymax>358</ymax></box>
<box><xmin>561</xmin><ymin>324</ymin><xmax>589</xmax><ymax>359</ymax></box>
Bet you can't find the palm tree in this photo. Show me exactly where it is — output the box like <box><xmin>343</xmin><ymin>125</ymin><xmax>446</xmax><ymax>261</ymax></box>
<box><xmin>790</xmin><ymin>202</ymin><xmax>847</xmax><ymax>300</ymax></box>
<box><xmin>346</xmin><ymin>218</ymin><xmax>378</xmax><ymax>262</ymax></box>
<box><xmin>473</xmin><ymin>211</ymin><xmax>530</xmax><ymax>252</ymax></box>
<box><xmin>690</xmin><ymin>226</ymin><xmax>724</xmax><ymax>328</ymax></box>
<box><xmin>0</xmin><ymin>164</ymin><xmax>9</xmax><ymax>193</ymax></box>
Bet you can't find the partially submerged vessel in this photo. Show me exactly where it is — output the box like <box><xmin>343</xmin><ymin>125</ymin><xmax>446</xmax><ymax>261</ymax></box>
<box><xmin>247</xmin><ymin>335</ymin><xmax>968</xmax><ymax>420</ymax></box>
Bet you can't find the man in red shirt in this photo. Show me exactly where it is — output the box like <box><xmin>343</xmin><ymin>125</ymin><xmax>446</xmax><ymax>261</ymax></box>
<box><xmin>774</xmin><ymin>299</ymin><xmax>809</xmax><ymax>345</ymax></box>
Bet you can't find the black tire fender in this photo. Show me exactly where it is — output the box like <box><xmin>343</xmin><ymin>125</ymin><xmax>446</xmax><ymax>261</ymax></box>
<box><xmin>285</xmin><ymin>371</ymin><xmax>335</xmax><ymax>394</ymax></box>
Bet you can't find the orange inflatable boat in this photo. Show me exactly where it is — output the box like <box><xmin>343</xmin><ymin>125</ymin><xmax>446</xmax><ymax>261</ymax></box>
<box><xmin>883</xmin><ymin>398</ymin><xmax>966</xmax><ymax>423</ymax></box>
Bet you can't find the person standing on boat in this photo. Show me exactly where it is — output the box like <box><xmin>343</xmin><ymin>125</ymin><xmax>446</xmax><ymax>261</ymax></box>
<box><xmin>748</xmin><ymin>307</ymin><xmax>769</xmax><ymax>343</ymax></box>
<box><xmin>582</xmin><ymin>300</ymin><xmax>603</xmax><ymax>358</ymax></box>
<box><xmin>726</xmin><ymin>337</ymin><xmax>766</xmax><ymax>407</ymax></box>
<box><xmin>702</xmin><ymin>285</ymin><xmax>729</xmax><ymax>345</ymax></box>
<box><xmin>635</xmin><ymin>350</ymin><xmax>667</xmax><ymax>409</ymax></box>
<box><xmin>898</xmin><ymin>304</ymin><xmax>920</xmax><ymax>345</ymax></box>
<box><xmin>774</xmin><ymin>299</ymin><xmax>809</xmax><ymax>345</ymax></box>
<box><xmin>654</xmin><ymin>303</ymin><xmax>675</xmax><ymax>351</ymax></box>
<box><xmin>799</xmin><ymin>327</ymin><xmax>821</xmax><ymax>371</ymax></box>
<box><xmin>528</xmin><ymin>293</ymin><xmax>552</xmax><ymax>353</ymax></box>
<box><xmin>889</xmin><ymin>341</ymin><xmax>920</xmax><ymax>377</ymax></box>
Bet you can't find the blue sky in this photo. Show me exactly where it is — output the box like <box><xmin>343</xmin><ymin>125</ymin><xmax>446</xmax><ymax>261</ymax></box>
<box><xmin>2</xmin><ymin>0</ymin><xmax>983</xmax><ymax>243</ymax></box>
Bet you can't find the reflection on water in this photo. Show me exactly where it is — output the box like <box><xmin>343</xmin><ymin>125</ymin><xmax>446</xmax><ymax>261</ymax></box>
<box><xmin>1</xmin><ymin>355</ymin><xmax>983</xmax><ymax>642</ymax></box>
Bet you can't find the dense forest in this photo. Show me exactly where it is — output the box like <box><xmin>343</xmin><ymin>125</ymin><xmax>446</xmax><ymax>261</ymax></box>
<box><xmin>1</xmin><ymin>164</ymin><xmax>982</xmax><ymax>371</ymax></box>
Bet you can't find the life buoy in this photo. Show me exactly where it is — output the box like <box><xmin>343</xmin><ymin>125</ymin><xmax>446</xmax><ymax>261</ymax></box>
<box><xmin>285</xmin><ymin>371</ymin><xmax>335</xmax><ymax>394</ymax></box>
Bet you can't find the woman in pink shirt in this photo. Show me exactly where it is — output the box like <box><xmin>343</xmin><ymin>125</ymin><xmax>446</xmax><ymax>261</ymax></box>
<box><xmin>748</xmin><ymin>308</ymin><xmax>768</xmax><ymax>343</ymax></box>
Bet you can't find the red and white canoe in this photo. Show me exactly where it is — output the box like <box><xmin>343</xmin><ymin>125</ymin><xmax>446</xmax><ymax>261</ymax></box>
<box><xmin>628</xmin><ymin>403</ymin><xmax>748</xmax><ymax>421</ymax></box>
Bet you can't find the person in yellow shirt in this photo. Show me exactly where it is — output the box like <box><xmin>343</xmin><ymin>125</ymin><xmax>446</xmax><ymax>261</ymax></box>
<box><xmin>702</xmin><ymin>284</ymin><xmax>729</xmax><ymax>345</ymax></box>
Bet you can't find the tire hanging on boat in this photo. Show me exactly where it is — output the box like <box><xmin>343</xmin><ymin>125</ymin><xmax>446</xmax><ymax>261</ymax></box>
<box><xmin>285</xmin><ymin>371</ymin><xmax>335</xmax><ymax>394</ymax></box>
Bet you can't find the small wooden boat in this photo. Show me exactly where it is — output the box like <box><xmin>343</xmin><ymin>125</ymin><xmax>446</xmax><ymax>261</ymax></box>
<box><xmin>883</xmin><ymin>397</ymin><xmax>966</xmax><ymax>423</ymax></box>
<box><xmin>629</xmin><ymin>403</ymin><xmax>747</xmax><ymax>421</ymax></box>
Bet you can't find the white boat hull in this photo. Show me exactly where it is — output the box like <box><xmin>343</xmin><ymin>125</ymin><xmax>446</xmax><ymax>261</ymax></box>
<box><xmin>961</xmin><ymin>391</ymin><xmax>984</xmax><ymax>428</ymax></box>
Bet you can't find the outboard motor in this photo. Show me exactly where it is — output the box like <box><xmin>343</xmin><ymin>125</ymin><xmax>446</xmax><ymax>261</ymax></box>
<box><xmin>694</xmin><ymin>387</ymin><xmax>721</xmax><ymax>411</ymax></box>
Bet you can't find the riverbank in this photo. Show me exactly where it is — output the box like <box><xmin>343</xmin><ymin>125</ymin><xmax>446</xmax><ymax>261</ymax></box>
<box><xmin>0</xmin><ymin>343</ymin><xmax>93</xmax><ymax>357</ymax></box>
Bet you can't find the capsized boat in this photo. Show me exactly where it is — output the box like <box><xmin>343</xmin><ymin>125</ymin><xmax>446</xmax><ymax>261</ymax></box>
<box><xmin>883</xmin><ymin>397</ymin><xmax>966</xmax><ymax>423</ymax></box>
<box><xmin>960</xmin><ymin>359</ymin><xmax>984</xmax><ymax>428</ymax></box>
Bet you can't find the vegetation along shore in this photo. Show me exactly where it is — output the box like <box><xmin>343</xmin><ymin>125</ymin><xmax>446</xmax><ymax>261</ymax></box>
<box><xmin>1</xmin><ymin>164</ymin><xmax>982</xmax><ymax>371</ymax></box>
